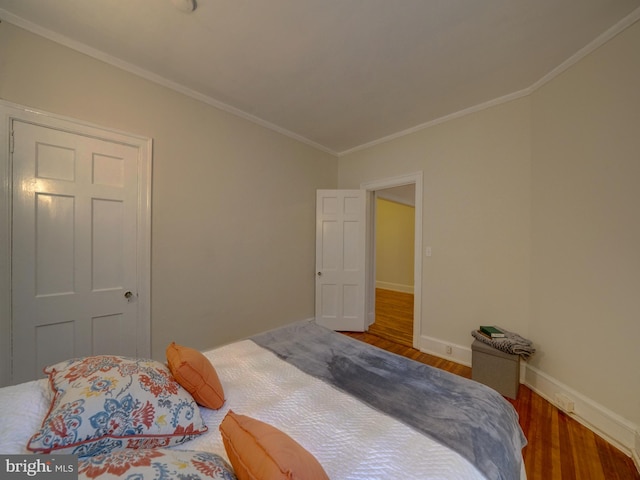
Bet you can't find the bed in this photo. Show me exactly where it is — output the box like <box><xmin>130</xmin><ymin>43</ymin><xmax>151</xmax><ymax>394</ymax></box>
<box><xmin>0</xmin><ymin>320</ymin><xmax>527</xmax><ymax>479</ymax></box>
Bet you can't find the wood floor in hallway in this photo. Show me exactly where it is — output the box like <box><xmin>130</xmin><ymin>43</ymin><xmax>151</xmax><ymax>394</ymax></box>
<box><xmin>367</xmin><ymin>288</ymin><xmax>413</xmax><ymax>346</ymax></box>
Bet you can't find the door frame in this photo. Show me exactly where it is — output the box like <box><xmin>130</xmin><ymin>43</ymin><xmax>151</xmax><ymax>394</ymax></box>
<box><xmin>360</xmin><ymin>172</ymin><xmax>423</xmax><ymax>349</ymax></box>
<box><xmin>0</xmin><ymin>100</ymin><xmax>153</xmax><ymax>387</ymax></box>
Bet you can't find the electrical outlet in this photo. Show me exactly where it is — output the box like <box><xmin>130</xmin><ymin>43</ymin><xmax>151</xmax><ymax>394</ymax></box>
<box><xmin>555</xmin><ymin>393</ymin><xmax>575</xmax><ymax>413</ymax></box>
<box><xmin>445</xmin><ymin>345</ymin><xmax>452</xmax><ymax>355</ymax></box>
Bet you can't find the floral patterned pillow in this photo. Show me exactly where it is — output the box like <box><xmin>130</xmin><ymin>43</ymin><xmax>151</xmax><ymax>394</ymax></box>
<box><xmin>27</xmin><ymin>355</ymin><xmax>208</xmax><ymax>457</ymax></box>
<box><xmin>78</xmin><ymin>448</ymin><xmax>236</xmax><ymax>479</ymax></box>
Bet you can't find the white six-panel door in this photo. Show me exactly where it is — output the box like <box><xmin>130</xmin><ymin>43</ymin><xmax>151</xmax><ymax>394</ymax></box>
<box><xmin>11</xmin><ymin>119</ymin><xmax>143</xmax><ymax>384</ymax></box>
<box><xmin>315</xmin><ymin>190</ymin><xmax>367</xmax><ymax>331</ymax></box>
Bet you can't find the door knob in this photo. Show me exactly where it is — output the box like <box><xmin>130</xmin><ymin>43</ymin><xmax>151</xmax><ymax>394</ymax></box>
<box><xmin>317</xmin><ymin>272</ymin><xmax>322</xmax><ymax>276</ymax></box>
<box><xmin>124</xmin><ymin>291</ymin><xmax>133</xmax><ymax>299</ymax></box>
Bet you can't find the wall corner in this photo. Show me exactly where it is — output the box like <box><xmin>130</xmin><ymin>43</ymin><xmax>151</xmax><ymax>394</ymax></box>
<box><xmin>634</xmin><ymin>429</ymin><xmax>640</xmax><ymax>472</ymax></box>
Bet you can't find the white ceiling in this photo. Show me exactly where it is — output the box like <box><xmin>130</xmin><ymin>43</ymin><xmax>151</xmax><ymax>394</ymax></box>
<box><xmin>1</xmin><ymin>0</ymin><xmax>639</xmax><ymax>155</ymax></box>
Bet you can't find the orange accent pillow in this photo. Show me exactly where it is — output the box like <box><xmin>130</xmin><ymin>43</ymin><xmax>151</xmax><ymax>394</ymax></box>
<box><xmin>166</xmin><ymin>342</ymin><xmax>225</xmax><ymax>410</ymax></box>
<box><xmin>219</xmin><ymin>410</ymin><xmax>329</xmax><ymax>480</ymax></box>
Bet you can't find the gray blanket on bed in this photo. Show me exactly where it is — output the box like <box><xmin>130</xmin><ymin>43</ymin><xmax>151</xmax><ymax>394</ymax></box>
<box><xmin>251</xmin><ymin>320</ymin><xmax>526</xmax><ymax>480</ymax></box>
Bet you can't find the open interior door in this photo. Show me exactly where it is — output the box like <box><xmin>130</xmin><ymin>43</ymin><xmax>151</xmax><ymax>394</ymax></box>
<box><xmin>315</xmin><ymin>190</ymin><xmax>367</xmax><ymax>331</ymax></box>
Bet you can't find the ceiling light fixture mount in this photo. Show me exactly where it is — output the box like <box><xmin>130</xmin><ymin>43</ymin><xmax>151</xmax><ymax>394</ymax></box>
<box><xmin>171</xmin><ymin>0</ymin><xmax>196</xmax><ymax>13</ymax></box>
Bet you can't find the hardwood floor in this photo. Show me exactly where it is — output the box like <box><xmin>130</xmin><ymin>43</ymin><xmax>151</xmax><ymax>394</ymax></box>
<box><xmin>367</xmin><ymin>288</ymin><xmax>414</xmax><ymax>346</ymax></box>
<box><xmin>341</xmin><ymin>289</ymin><xmax>639</xmax><ymax>480</ymax></box>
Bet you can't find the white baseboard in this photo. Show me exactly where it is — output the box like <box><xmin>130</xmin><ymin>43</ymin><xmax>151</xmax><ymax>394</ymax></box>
<box><xmin>634</xmin><ymin>430</ymin><xmax>640</xmax><ymax>472</ymax></box>
<box><xmin>418</xmin><ymin>334</ymin><xmax>639</xmax><ymax>463</ymax></box>
<box><xmin>525</xmin><ymin>365</ymin><xmax>637</xmax><ymax>457</ymax></box>
<box><xmin>375</xmin><ymin>281</ymin><xmax>414</xmax><ymax>294</ymax></box>
<box><xmin>418</xmin><ymin>335</ymin><xmax>472</xmax><ymax>367</ymax></box>
<box><xmin>418</xmin><ymin>335</ymin><xmax>528</xmax><ymax>380</ymax></box>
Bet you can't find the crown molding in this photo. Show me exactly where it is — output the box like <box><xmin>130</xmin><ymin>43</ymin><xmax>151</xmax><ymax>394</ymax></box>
<box><xmin>337</xmin><ymin>87</ymin><xmax>532</xmax><ymax>157</ymax></box>
<box><xmin>529</xmin><ymin>6</ymin><xmax>640</xmax><ymax>92</ymax></box>
<box><xmin>2</xmin><ymin>6</ymin><xmax>639</xmax><ymax>158</ymax></box>
<box><xmin>337</xmin><ymin>5</ymin><xmax>640</xmax><ymax>156</ymax></box>
<box><xmin>0</xmin><ymin>8</ymin><xmax>338</xmax><ymax>157</ymax></box>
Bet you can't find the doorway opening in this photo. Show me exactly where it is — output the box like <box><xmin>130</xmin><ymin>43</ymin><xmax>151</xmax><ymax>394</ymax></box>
<box><xmin>361</xmin><ymin>173</ymin><xmax>423</xmax><ymax>349</ymax></box>
<box><xmin>370</xmin><ymin>187</ymin><xmax>415</xmax><ymax>346</ymax></box>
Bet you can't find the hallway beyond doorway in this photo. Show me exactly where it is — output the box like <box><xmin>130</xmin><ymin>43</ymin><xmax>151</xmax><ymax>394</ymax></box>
<box><xmin>368</xmin><ymin>288</ymin><xmax>413</xmax><ymax>347</ymax></box>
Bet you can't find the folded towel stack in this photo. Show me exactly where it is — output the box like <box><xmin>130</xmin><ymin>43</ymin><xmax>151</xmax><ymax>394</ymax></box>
<box><xmin>471</xmin><ymin>327</ymin><xmax>536</xmax><ymax>360</ymax></box>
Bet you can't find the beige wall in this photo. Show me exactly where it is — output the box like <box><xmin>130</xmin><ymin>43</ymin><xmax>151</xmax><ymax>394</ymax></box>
<box><xmin>340</xmin><ymin>21</ymin><xmax>640</xmax><ymax>433</ymax></box>
<box><xmin>530</xmin><ymin>22</ymin><xmax>640</xmax><ymax>425</ymax></box>
<box><xmin>340</xmin><ymin>97</ymin><xmax>532</xmax><ymax>345</ymax></box>
<box><xmin>375</xmin><ymin>198</ymin><xmax>415</xmax><ymax>291</ymax></box>
<box><xmin>0</xmin><ymin>23</ymin><xmax>338</xmax><ymax>359</ymax></box>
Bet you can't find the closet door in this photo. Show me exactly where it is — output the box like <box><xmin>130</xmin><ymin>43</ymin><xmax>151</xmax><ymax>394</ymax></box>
<box><xmin>9</xmin><ymin>116</ymin><xmax>150</xmax><ymax>385</ymax></box>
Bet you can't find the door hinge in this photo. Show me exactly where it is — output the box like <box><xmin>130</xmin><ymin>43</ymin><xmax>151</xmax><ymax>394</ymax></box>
<box><xmin>9</xmin><ymin>128</ymin><xmax>14</xmax><ymax>154</ymax></box>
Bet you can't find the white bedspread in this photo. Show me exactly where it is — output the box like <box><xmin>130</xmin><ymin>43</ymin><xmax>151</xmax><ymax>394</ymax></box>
<box><xmin>0</xmin><ymin>377</ymin><xmax>50</xmax><ymax>454</ymax></box>
<box><xmin>1</xmin><ymin>340</ymin><xmax>526</xmax><ymax>479</ymax></box>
